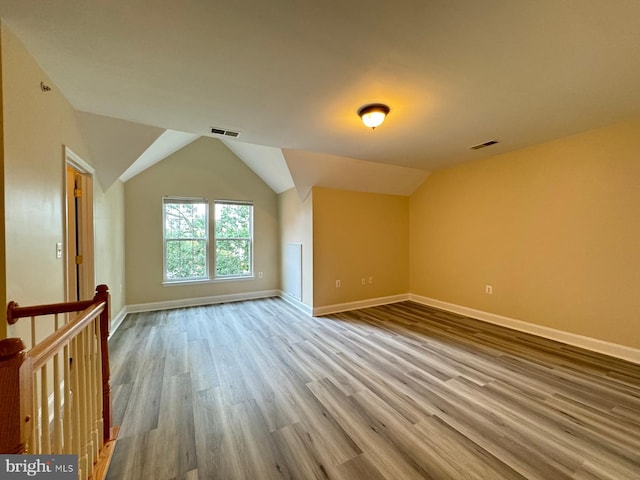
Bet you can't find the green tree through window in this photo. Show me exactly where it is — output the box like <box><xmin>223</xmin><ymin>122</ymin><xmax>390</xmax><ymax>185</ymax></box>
<box><xmin>215</xmin><ymin>201</ymin><xmax>253</xmax><ymax>277</ymax></box>
<box><xmin>163</xmin><ymin>198</ymin><xmax>208</xmax><ymax>280</ymax></box>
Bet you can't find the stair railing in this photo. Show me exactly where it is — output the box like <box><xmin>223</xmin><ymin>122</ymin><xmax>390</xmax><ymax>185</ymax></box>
<box><xmin>0</xmin><ymin>285</ymin><xmax>116</xmax><ymax>480</ymax></box>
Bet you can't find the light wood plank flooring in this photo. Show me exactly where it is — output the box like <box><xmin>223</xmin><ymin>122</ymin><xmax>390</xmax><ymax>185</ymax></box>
<box><xmin>106</xmin><ymin>299</ymin><xmax>640</xmax><ymax>480</ymax></box>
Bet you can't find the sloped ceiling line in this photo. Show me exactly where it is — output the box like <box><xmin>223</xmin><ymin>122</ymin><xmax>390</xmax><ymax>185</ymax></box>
<box><xmin>4</xmin><ymin>0</ymin><xmax>639</xmax><ymax>183</ymax></box>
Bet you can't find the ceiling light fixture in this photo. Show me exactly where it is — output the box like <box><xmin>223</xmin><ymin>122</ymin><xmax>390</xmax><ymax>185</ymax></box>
<box><xmin>358</xmin><ymin>103</ymin><xmax>390</xmax><ymax>130</ymax></box>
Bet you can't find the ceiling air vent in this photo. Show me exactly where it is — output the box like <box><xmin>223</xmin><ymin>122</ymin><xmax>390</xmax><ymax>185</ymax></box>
<box><xmin>210</xmin><ymin>127</ymin><xmax>241</xmax><ymax>138</ymax></box>
<box><xmin>470</xmin><ymin>140</ymin><xmax>499</xmax><ymax>150</ymax></box>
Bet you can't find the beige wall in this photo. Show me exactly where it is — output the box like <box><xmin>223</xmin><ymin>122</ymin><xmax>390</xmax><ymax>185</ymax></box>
<box><xmin>95</xmin><ymin>180</ymin><xmax>126</xmax><ymax>315</ymax></box>
<box><xmin>1</xmin><ymin>24</ymin><xmax>126</xmax><ymax>340</ymax></box>
<box><xmin>312</xmin><ymin>187</ymin><xmax>409</xmax><ymax>307</ymax></box>
<box><xmin>410</xmin><ymin>119</ymin><xmax>640</xmax><ymax>349</ymax></box>
<box><xmin>278</xmin><ymin>188</ymin><xmax>313</xmax><ymax>307</ymax></box>
<box><xmin>124</xmin><ymin>137</ymin><xmax>279</xmax><ymax>305</ymax></box>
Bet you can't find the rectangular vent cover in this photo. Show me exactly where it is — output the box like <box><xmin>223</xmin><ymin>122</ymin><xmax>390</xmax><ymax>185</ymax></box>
<box><xmin>210</xmin><ymin>127</ymin><xmax>241</xmax><ymax>138</ymax></box>
<box><xmin>470</xmin><ymin>140</ymin><xmax>499</xmax><ymax>150</ymax></box>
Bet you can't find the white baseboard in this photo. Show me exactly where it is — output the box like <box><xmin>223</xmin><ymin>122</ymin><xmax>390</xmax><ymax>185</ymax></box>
<box><xmin>109</xmin><ymin>306</ymin><xmax>128</xmax><ymax>338</ymax></box>
<box><xmin>312</xmin><ymin>294</ymin><xmax>410</xmax><ymax>316</ymax></box>
<box><xmin>126</xmin><ymin>289</ymin><xmax>280</xmax><ymax>315</ymax></box>
<box><xmin>278</xmin><ymin>291</ymin><xmax>313</xmax><ymax>316</ymax></box>
<box><xmin>111</xmin><ymin>289</ymin><xmax>640</xmax><ymax>365</ymax></box>
<box><xmin>410</xmin><ymin>294</ymin><xmax>640</xmax><ymax>365</ymax></box>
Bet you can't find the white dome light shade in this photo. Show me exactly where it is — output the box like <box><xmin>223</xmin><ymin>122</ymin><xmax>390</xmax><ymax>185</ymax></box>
<box><xmin>358</xmin><ymin>103</ymin><xmax>390</xmax><ymax>129</ymax></box>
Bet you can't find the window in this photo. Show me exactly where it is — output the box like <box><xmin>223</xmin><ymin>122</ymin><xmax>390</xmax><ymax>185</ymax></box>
<box><xmin>162</xmin><ymin>198</ymin><xmax>253</xmax><ymax>283</ymax></box>
<box><xmin>163</xmin><ymin>197</ymin><xmax>208</xmax><ymax>281</ymax></box>
<box><xmin>214</xmin><ymin>201</ymin><xmax>253</xmax><ymax>277</ymax></box>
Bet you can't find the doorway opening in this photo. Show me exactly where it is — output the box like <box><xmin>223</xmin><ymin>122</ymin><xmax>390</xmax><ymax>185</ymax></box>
<box><xmin>65</xmin><ymin>147</ymin><xmax>95</xmax><ymax>301</ymax></box>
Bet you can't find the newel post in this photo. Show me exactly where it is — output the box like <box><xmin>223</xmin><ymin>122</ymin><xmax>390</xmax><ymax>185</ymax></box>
<box><xmin>93</xmin><ymin>284</ymin><xmax>112</xmax><ymax>443</ymax></box>
<box><xmin>0</xmin><ymin>338</ymin><xmax>27</xmax><ymax>453</ymax></box>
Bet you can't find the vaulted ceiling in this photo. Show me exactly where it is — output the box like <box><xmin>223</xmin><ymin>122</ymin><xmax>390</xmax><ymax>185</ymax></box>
<box><xmin>2</xmin><ymin>1</ymin><xmax>640</xmax><ymax>195</ymax></box>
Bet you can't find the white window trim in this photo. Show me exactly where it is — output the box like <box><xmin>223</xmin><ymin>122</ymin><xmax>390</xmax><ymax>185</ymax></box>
<box><xmin>161</xmin><ymin>275</ymin><xmax>256</xmax><ymax>287</ymax></box>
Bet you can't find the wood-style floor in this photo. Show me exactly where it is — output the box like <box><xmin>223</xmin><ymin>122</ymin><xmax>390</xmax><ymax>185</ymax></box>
<box><xmin>105</xmin><ymin>299</ymin><xmax>640</xmax><ymax>480</ymax></box>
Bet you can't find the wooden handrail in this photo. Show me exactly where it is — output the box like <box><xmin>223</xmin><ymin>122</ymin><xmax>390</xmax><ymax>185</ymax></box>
<box><xmin>26</xmin><ymin>302</ymin><xmax>105</xmax><ymax>372</ymax></box>
<box><xmin>6</xmin><ymin>288</ymin><xmax>107</xmax><ymax>325</ymax></box>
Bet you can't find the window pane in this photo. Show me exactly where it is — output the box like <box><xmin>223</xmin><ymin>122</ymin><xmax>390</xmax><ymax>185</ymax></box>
<box><xmin>166</xmin><ymin>239</ymin><xmax>207</xmax><ymax>280</ymax></box>
<box><xmin>215</xmin><ymin>203</ymin><xmax>251</xmax><ymax>238</ymax></box>
<box><xmin>165</xmin><ymin>202</ymin><xmax>207</xmax><ymax>239</ymax></box>
<box><xmin>215</xmin><ymin>239</ymin><xmax>250</xmax><ymax>276</ymax></box>
<box><xmin>214</xmin><ymin>201</ymin><xmax>252</xmax><ymax>278</ymax></box>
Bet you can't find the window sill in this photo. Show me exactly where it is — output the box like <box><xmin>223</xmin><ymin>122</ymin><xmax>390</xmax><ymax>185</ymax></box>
<box><xmin>162</xmin><ymin>275</ymin><xmax>254</xmax><ymax>287</ymax></box>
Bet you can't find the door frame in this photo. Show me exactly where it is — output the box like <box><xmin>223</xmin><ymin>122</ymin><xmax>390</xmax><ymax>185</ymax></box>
<box><xmin>64</xmin><ymin>146</ymin><xmax>96</xmax><ymax>301</ymax></box>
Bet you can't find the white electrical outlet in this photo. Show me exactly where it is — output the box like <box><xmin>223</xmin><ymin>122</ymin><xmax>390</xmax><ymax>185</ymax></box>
<box><xmin>485</xmin><ymin>285</ymin><xmax>493</xmax><ymax>295</ymax></box>
<box><xmin>369</xmin><ymin>276</ymin><xmax>374</xmax><ymax>284</ymax></box>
